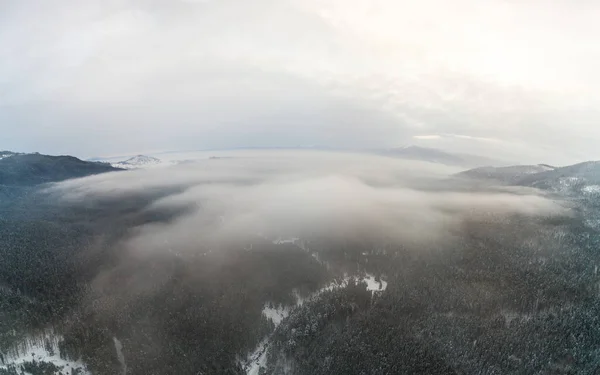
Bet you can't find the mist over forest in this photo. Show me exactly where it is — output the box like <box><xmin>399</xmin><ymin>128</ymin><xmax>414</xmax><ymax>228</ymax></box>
<box><xmin>3</xmin><ymin>0</ymin><xmax>600</xmax><ymax>373</ymax></box>
<box><xmin>2</xmin><ymin>150</ymin><xmax>600</xmax><ymax>374</ymax></box>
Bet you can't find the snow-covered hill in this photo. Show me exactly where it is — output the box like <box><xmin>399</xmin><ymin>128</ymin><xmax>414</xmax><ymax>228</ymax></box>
<box><xmin>111</xmin><ymin>155</ymin><xmax>169</xmax><ymax>169</ymax></box>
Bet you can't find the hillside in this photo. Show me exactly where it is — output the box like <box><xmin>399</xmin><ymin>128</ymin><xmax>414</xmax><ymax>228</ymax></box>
<box><xmin>111</xmin><ymin>154</ymin><xmax>164</xmax><ymax>169</ymax></box>
<box><xmin>0</xmin><ymin>153</ymin><xmax>121</xmax><ymax>186</ymax></box>
<box><xmin>455</xmin><ymin>164</ymin><xmax>555</xmax><ymax>184</ymax></box>
<box><xmin>515</xmin><ymin>161</ymin><xmax>600</xmax><ymax>191</ymax></box>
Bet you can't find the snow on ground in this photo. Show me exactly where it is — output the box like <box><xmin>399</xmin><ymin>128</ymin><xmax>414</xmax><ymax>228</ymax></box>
<box><xmin>272</xmin><ymin>237</ymin><xmax>301</xmax><ymax>245</ymax></box>
<box><xmin>245</xmin><ymin>273</ymin><xmax>389</xmax><ymax>373</ymax></box>
<box><xmin>538</xmin><ymin>165</ymin><xmax>555</xmax><ymax>172</ymax></box>
<box><xmin>113</xmin><ymin>337</ymin><xmax>127</xmax><ymax>375</ymax></box>
<box><xmin>583</xmin><ymin>185</ymin><xmax>600</xmax><ymax>194</ymax></box>
<box><xmin>259</xmin><ymin>273</ymin><xmax>378</xmax><ymax>326</ymax></box>
<box><xmin>302</xmin><ymin>273</ymin><xmax>388</xmax><ymax>297</ymax></box>
<box><xmin>262</xmin><ymin>304</ymin><xmax>291</xmax><ymax>326</ymax></box>
<box><xmin>559</xmin><ymin>177</ymin><xmax>582</xmax><ymax>187</ymax></box>
<box><xmin>0</xmin><ymin>331</ymin><xmax>90</xmax><ymax>374</ymax></box>
<box><xmin>243</xmin><ymin>237</ymin><xmax>389</xmax><ymax>375</ymax></box>
<box><xmin>271</xmin><ymin>236</ymin><xmax>312</xmax><ymax>253</ymax></box>
<box><xmin>363</xmin><ymin>273</ymin><xmax>388</xmax><ymax>292</ymax></box>
<box><xmin>245</xmin><ymin>338</ymin><xmax>270</xmax><ymax>375</ymax></box>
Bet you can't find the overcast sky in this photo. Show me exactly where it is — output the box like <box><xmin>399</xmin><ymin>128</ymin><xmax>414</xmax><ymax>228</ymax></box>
<box><xmin>1</xmin><ymin>0</ymin><xmax>600</xmax><ymax>164</ymax></box>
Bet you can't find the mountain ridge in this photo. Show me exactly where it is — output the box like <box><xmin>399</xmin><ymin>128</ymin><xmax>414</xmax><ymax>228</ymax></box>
<box><xmin>455</xmin><ymin>164</ymin><xmax>555</xmax><ymax>184</ymax></box>
<box><xmin>0</xmin><ymin>152</ymin><xmax>121</xmax><ymax>187</ymax></box>
<box><xmin>111</xmin><ymin>154</ymin><xmax>163</xmax><ymax>169</ymax></box>
<box><xmin>455</xmin><ymin>161</ymin><xmax>600</xmax><ymax>197</ymax></box>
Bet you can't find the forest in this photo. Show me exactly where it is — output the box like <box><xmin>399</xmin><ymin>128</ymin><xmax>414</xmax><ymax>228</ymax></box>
<box><xmin>1</xmin><ymin>153</ymin><xmax>600</xmax><ymax>374</ymax></box>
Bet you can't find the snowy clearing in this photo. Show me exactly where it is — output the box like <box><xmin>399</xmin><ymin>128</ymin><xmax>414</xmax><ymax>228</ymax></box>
<box><xmin>0</xmin><ymin>331</ymin><xmax>90</xmax><ymax>374</ymax></box>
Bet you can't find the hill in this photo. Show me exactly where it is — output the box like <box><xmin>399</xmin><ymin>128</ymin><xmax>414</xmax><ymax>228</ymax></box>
<box><xmin>455</xmin><ymin>164</ymin><xmax>555</xmax><ymax>184</ymax></box>
<box><xmin>0</xmin><ymin>152</ymin><xmax>121</xmax><ymax>186</ymax></box>
<box><xmin>515</xmin><ymin>161</ymin><xmax>600</xmax><ymax>191</ymax></box>
<box><xmin>111</xmin><ymin>155</ymin><xmax>164</xmax><ymax>169</ymax></box>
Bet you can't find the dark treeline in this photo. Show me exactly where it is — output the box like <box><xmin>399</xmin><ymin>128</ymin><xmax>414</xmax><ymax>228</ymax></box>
<box><xmin>0</xmin><ymin>154</ymin><xmax>119</xmax><ymax>187</ymax></box>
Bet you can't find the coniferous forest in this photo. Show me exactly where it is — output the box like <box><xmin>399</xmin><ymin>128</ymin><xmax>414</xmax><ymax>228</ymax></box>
<box><xmin>2</xmin><ymin>153</ymin><xmax>600</xmax><ymax>374</ymax></box>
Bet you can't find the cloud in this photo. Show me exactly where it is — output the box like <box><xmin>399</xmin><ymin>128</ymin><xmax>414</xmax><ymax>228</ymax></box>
<box><xmin>444</xmin><ymin>134</ymin><xmax>501</xmax><ymax>143</ymax></box>
<box><xmin>49</xmin><ymin>151</ymin><xmax>564</xmax><ymax>254</ymax></box>
<box><xmin>2</xmin><ymin>0</ymin><xmax>600</xmax><ymax>164</ymax></box>
<box><xmin>413</xmin><ymin>133</ymin><xmax>502</xmax><ymax>143</ymax></box>
<box><xmin>40</xmin><ymin>150</ymin><xmax>570</xmax><ymax>371</ymax></box>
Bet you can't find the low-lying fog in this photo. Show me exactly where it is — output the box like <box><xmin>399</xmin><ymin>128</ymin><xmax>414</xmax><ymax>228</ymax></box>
<box><xmin>20</xmin><ymin>149</ymin><xmax>578</xmax><ymax>374</ymax></box>
<box><xmin>52</xmin><ymin>150</ymin><xmax>562</xmax><ymax>251</ymax></box>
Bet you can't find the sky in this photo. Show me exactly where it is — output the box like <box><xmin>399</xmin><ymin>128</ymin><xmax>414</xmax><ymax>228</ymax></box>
<box><xmin>1</xmin><ymin>0</ymin><xmax>600</xmax><ymax>164</ymax></box>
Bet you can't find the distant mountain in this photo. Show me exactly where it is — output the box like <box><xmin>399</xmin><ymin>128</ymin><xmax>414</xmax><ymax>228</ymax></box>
<box><xmin>454</xmin><ymin>160</ymin><xmax>600</xmax><ymax>197</ymax></box>
<box><xmin>0</xmin><ymin>152</ymin><xmax>120</xmax><ymax>187</ymax></box>
<box><xmin>516</xmin><ymin>161</ymin><xmax>600</xmax><ymax>194</ymax></box>
<box><xmin>376</xmin><ymin>145</ymin><xmax>504</xmax><ymax>167</ymax></box>
<box><xmin>455</xmin><ymin>164</ymin><xmax>555</xmax><ymax>184</ymax></box>
<box><xmin>111</xmin><ymin>155</ymin><xmax>164</xmax><ymax>169</ymax></box>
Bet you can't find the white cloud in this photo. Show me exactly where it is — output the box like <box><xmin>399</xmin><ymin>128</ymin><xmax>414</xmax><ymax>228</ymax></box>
<box><xmin>49</xmin><ymin>150</ymin><xmax>564</xmax><ymax>253</ymax></box>
<box><xmin>1</xmin><ymin>0</ymin><xmax>600</xmax><ymax>164</ymax></box>
<box><xmin>446</xmin><ymin>134</ymin><xmax>501</xmax><ymax>143</ymax></box>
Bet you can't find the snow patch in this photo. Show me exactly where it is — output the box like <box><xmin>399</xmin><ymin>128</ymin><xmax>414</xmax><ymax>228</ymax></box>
<box><xmin>272</xmin><ymin>237</ymin><xmax>301</xmax><ymax>245</ymax></box>
<box><xmin>243</xmin><ymin>273</ymin><xmax>389</xmax><ymax>374</ymax></box>
<box><xmin>363</xmin><ymin>273</ymin><xmax>388</xmax><ymax>292</ymax></box>
<box><xmin>0</xmin><ymin>331</ymin><xmax>90</xmax><ymax>374</ymax></box>
<box><xmin>583</xmin><ymin>185</ymin><xmax>600</xmax><ymax>194</ymax></box>
<box><xmin>538</xmin><ymin>164</ymin><xmax>555</xmax><ymax>172</ymax></box>
<box><xmin>243</xmin><ymin>239</ymin><xmax>388</xmax><ymax>375</ymax></box>
<box><xmin>559</xmin><ymin>177</ymin><xmax>582</xmax><ymax>186</ymax></box>
<box><xmin>291</xmin><ymin>274</ymin><xmax>387</xmax><ymax>310</ymax></box>
<box><xmin>262</xmin><ymin>304</ymin><xmax>291</xmax><ymax>326</ymax></box>
<box><xmin>113</xmin><ymin>337</ymin><xmax>127</xmax><ymax>375</ymax></box>
<box><xmin>270</xmin><ymin>236</ymin><xmax>311</xmax><ymax>252</ymax></box>
<box><xmin>111</xmin><ymin>155</ymin><xmax>174</xmax><ymax>169</ymax></box>
<box><xmin>245</xmin><ymin>338</ymin><xmax>269</xmax><ymax>375</ymax></box>
<box><xmin>244</xmin><ymin>302</ymin><xmax>293</xmax><ymax>375</ymax></box>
